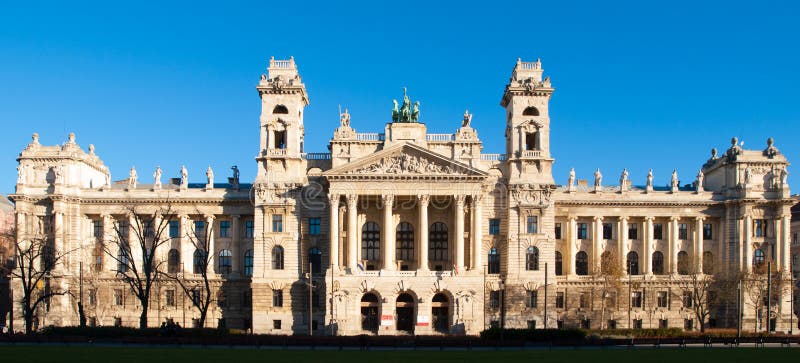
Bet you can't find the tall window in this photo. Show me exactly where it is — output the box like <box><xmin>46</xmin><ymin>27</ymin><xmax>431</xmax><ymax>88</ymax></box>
<box><xmin>488</xmin><ymin>247</ymin><xmax>500</xmax><ymax>274</ymax></box>
<box><xmin>682</xmin><ymin>291</ymin><xmax>693</xmax><ymax>308</ymax></box>
<box><xmin>555</xmin><ymin>292</ymin><xmax>565</xmax><ymax>308</ymax></box>
<box><xmin>218</xmin><ymin>249</ymin><xmax>232</xmax><ymax>274</ymax></box>
<box><xmin>117</xmin><ymin>248</ymin><xmax>129</xmax><ymax>273</ymax></box>
<box><xmin>309</xmin><ymin>217</ymin><xmax>321</xmax><ymax>235</ymax></box>
<box><xmin>489</xmin><ymin>219</ymin><xmax>500</xmax><ymax>235</ymax></box>
<box><xmin>167</xmin><ymin>249</ymin><xmax>180</xmax><ymax>273</ymax></box>
<box><xmin>577</xmin><ymin>223</ymin><xmax>588</xmax><ymax>239</ymax></box>
<box><xmin>92</xmin><ymin>220</ymin><xmax>103</xmax><ymax>239</ymax></box>
<box><xmin>169</xmin><ymin>220</ymin><xmax>180</xmax><ymax>238</ymax></box>
<box><xmin>526</xmin><ymin>246</ymin><xmax>539</xmax><ymax>271</ymax></box>
<box><xmin>429</xmin><ymin>222</ymin><xmax>448</xmax><ymax>261</ymax></box>
<box><xmin>114</xmin><ymin>289</ymin><xmax>124</xmax><ymax>306</ymax></box>
<box><xmin>165</xmin><ymin>289</ymin><xmax>176</xmax><ymax>307</ymax></box>
<box><xmin>361</xmin><ymin>222</ymin><xmax>381</xmax><ymax>261</ymax></box>
<box><xmin>526</xmin><ymin>216</ymin><xmax>538</xmax><ymax>234</ymax></box>
<box><xmin>753</xmin><ymin>249</ymin><xmax>766</xmax><ymax>269</ymax></box>
<box><xmin>653</xmin><ymin>223</ymin><xmax>663</xmax><ymax>240</ymax></box>
<box><xmin>703</xmin><ymin>223</ymin><xmax>713</xmax><ymax>240</ymax></box>
<box><xmin>193</xmin><ymin>249</ymin><xmax>207</xmax><ymax>274</ymax></box>
<box><xmin>628</xmin><ymin>223</ymin><xmax>638</xmax><ymax>240</ymax></box>
<box><xmin>272</xmin><ymin>246</ymin><xmax>284</xmax><ymax>270</ymax></box>
<box><xmin>602</xmin><ymin>223</ymin><xmax>612</xmax><ymax>239</ymax></box>
<box><xmin>194</xmin><ymin>220</ymin><xmax>205</xmax><ymax>238</ymax></box>
<box><xmin>489</xmin><ymin>291</ymin><xmax>500</xmax><ymax>308</ymax></box>
<box><xmin>627</xmin><ymin>251</ymin><xmax>639</xmax><ymax>275</ymax></box>
<box><xmin>702</xmin><ymin>251</ymin><xmax>713</xmax><ymax>274</ymax></box>
<box><xmin>396</xmin><ymin>222</ymin><xmax>414</xmax><ymax>261</ymax></box>
<box><xmin>555</xmin><ymin>223</ymin><xmax>562</xmax><ymax>239</ymax></box>
<box><xmin>219</xmin><ymin>221</ymin><xmax>230</xmax><ymax>238</ymax></box>
<box><xmin>272</xmin><ymin>289</ymin><xmax>283</xmax><ymax>307</ymax></box>
<box><xmin>631</xmin><ymin>291</ymin><xmax>642</xmax><ymax>308</ymax></box>
<box><xmin>526</xmin><ymin>290</ymin><xmax>538</xmax><ymax>308</ymax></box>
<box><xmin>272</xmin><ymin>215</ymin><xmax>283</xmax><ymax>233</ymax></box>
<box><xmin>555</xmin><ymin>251</ymin><xmax>563</xmax><ymax>276</ymax></box>
<box><xmin>755</xmin><ymin>219</ymin><xmax>768</xmax><ymax>237</ymax></box>
<box><xmin>575</xmin><ymin>251</ymin><xmax>588</xmax><ymax>275</ymax></box>
<box><xmin>657</xmin><ymin>291</ymin><xmax>668</xmax><ymax>308</ymax></box>
<box><xmin>652</xmin><ymin>251</ymin><xmax>665</xmax><ymax>275</ymax></box>
<box><xmin>244</xmin><ymin>249</ymin><xmax>254</xmax><ymax>277</ymax></box>
<box><xmin>117</xmin><ymin>220</ymin><xmax>129</xmax><ymax>243</ymax></box>
<box><xmin>308</xmin><ymin>247</ymin><xmax>322</xmax><ymax>273</ymax></box>
<box><xmin>245</xmin><ymin>220</ymin><xmax>254</xmax><ymax>238</ymax></box>
<box><xmin>677</xmin><ymin>251</ymin><xmax>689</xmax><ymax>275</ymax></box>
<box><xmin>678</xmin><ymin>223</ymin><xmax>688</xmax><ymax>240</ymax></box>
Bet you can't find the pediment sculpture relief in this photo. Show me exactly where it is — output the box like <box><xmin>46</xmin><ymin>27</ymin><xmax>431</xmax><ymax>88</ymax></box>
<box><xmin>348</xmin><ymin>153</ymin><xmax>463</xmax><ymax>175</ymax></box>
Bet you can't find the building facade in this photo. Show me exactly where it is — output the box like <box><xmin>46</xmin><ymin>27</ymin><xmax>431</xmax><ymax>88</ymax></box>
<box><xmin>9</xmin><ymin>57</ymin><xmax>798</xmax><ymax>334</ymax></box>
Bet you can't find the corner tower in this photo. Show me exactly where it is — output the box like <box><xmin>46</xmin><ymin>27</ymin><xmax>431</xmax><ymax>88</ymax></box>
<box><xmin>501</xmin><ymin>58</ymin><xmax>554</xmax><ymax>185</ymax></box>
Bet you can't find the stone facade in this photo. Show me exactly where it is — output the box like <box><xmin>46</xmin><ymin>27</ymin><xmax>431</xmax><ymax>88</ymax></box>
<box><xmin>8</xmin><ymin>56</ymin><xmax>798</xmax><ymax>334</ymax></box>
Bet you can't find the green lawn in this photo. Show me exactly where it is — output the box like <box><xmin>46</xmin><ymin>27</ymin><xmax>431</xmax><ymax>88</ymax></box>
<box><xmin>0</xmin><ymin>346</ymin><xmax>797</xmax><ymax>363</ymax></box>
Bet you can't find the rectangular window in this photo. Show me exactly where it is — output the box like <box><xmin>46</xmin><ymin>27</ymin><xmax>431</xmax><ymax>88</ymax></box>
<box><xmin>273</xmin><ymin>320</ymin><xmax>282</xmax><ymax>330</ymax></box>
<box><xmin>165</xmin><ymin>289</ymin><xmax>175</xmax><ymax>307</ymax></box>
<box><xmin>608</xmin><ymin>320</ymin><xmax>617</xmax><ymax>329</ymax></box>
<box><xmin>272</xmin><ymin>214</ymin><xmax>283</xmax><ymax>233</ymax></box>
<box><xmin>527</xmin><ymin>320</ymin><xmax>537</xmax><ymax>330</ymax></box>
<box><xmin>703</xmin><ymin>223</ymin><xmax>713</xmax><ymax>240</ymax></box>
<box><xmin>633</xmin><ymin>319</ymin><xmax>643</xmax><ymax>329</ymax></box>
<box><xmin>219</xmin><ymin>221</ymin><xmax>230</xmax><ymax>238</ymax></box>
<box><xmin>555</xmin><ymin>292</ymin><xmax>565</xmax><ymax>309</ymax></box>
<box><xmin>88</xmin><ymin>289</ymin><xmax>97</xmax><ymax>306</ymax></box>
<box><xmin>581</xmin><ymin>319</ymin><xmax>591</xmax><ymax>329</ymax></box>
<box><xmin>755</xmin><ymin>219</ymin><xmax>768</xmax><ymax>237</ymax></box>
<box><xmin>628</xmin><ymin>223</ymin><xmax>638</xmax><ymax>240</ymax></box>
<box><xmin>603</xmin><ymin>223</ymin><xmax>612</xmax><ymax>240</ymax></box>
<box><xmin>577</xmin><ymin>223</ymin><xmax>588</xmax><ymax>240</ymax></box>
<box><xmin>659</xmin><ymin>319</ymin><xmax>668</xmax><ymax>329</ymax></box>
<box><xmin>683</xmin><ymin>291</ymin><xmax>693</xmax><ymax>308</ymax></box>
<box><xmin>653</xmin><ymin>223</ymin><xmax>663</xmax><ymax>240</ymax></box>
<box><xmin>684</xmin><ymin>319</ymin><xmax>694</xmax><ymax>331</ymax></box>
<box><xmin>92</xmin><ymin>220</ymin><xmax>103</xmax><ymax>239</ymax></box>
<box><xmin>245</xmin><ymin>220</ymin><xmax>254</xmax><ymax>238</ymax></box>
<box><xmin>527</xmin><ymin>290</ymin><xmax>538</xmax><ymax>308</ymax></box>
<box><xmin>489</xmin><ymin>218</ymin><xmax>500</xmax><ymax>235</ymax></box>
<box><xmin>169</xmin><ymin>220</ymin><xmax>180</xmax><ymax>238</ymax></box>
<box><xmin>631</xmin><ymin>291</ymin><xmax>642</xmax><ymax>308</ymax></box>
<box><xmin>555</xmin><ymin>223</ymin><xmax>562</xmax><ymax>239</ymax></box>
<box><xmin>526</xmin><ymin>216</ymin><xmax>538</xmax><ymax>234</ymax></box>
<box><xmin>489</xmin><ymin>291</ymin><xmax>500</xmax><ymax>309</ymax></box>
<box><xmin>657</xmin><ymin>291</ymin><xmax>668</xmax><ymax>308</ymax></box>
<box><xmin>579</xmin><ymin>292</ymin><xmax>589</xmax><ymax>309</ymax></box>
<box><xmin>678</xmin><ymin>223</ymin><xmax>688</xmax><ymax>240</ymax></box>
<box><xmin>194</xmin><ymin>220</ymin><xmax>205</xmax><ymax>237</ymax></box>
<box><xmin>272</xmin><ymin>289</ymin><xmax>283</xmax><ymax>307</ymax></box>
<box><xmin>309</xmin><ymin>217</ymin><xmax>321</xmax><ymax>235</ymax></box>
<box><xmin>114</xmin><ymin>289</ymin><xmax>124</xmax><ymax>306</ymax></box>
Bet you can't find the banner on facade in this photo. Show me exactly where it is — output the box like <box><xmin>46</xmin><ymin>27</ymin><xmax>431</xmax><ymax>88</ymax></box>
<box><xmin>381</xmin><ymin>315</ymin><xmax>393</xmax><ymax>326</ymax></box>
<box><xmin>416</xmin><ymin>315</ymin><xmax>430</xmax><ymax>327</ymax></box>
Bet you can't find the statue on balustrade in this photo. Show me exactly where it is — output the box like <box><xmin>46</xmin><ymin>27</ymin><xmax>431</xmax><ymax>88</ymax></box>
<box><xmin>392</xmin><ymin>87</ymin><xmax>420</xmax><ymax>123</ymax></box>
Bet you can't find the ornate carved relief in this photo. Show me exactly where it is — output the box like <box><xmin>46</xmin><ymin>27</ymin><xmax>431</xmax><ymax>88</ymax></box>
<box><xmin>349</xmin><ymin>154</ymin><xmax>464</xmax><ymax>175</ymax></box>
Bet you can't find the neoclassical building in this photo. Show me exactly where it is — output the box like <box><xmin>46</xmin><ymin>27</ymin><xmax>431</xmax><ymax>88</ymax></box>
<box><xmin>9</xmin><ymin>57</ymin><xmax>797</xmax><ymax>335</ymax></box>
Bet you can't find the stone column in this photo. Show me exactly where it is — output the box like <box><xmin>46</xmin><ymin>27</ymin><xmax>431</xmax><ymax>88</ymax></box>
<box><xmin>180</xmin><ymin>214</ymin><xmax>193</xmax><ymax>273</ymax></box>
<box><xmin>382</xmin><ymin>194</ymin><xmax>395</xmax><ymax>270</ymax></box>
<box><xmin>102</xmin><ymin>213</ymin><xmax>113</xmax><ymax>272</ymax></box>
<box><xmin>471</xmin><ymin>194</ymin><xmax>483</xmax><ymax>270</ymax></box>
<box><xmin>567</xmin><ymin>216</ymin><xmax>577</xmax><ymax>276</ymax></box>
<box><xmin>593</xmin><ymin>216</ymin><xmax>603</xmax><ymax>273</ymax></box>
<box><xmin>619</xmin><ymin>217</ymin><xmax>628</xmax><ymax>275</ymax></box>
<box><xmin>744</xmin><ymin>215</ymin><xmax>752</xmax><ymax>273</ymax></box>
<box><xmin>454</xmin><ymin>195</ymin><xmax>466</xmax><ymax>271</ymax></box>
<box><xmin>231</xmin><ymin>214</ymin><xmax>241</xmax><ymax>274</ymax></box>
<box><xmin>644</xmin><ymin>217</ymin><xmax>653</xmax><ymax>275</ymax></box>
<box><xmin>418</xmin><ymin>195</ymin><xmax>430</xmax><ymax>271</ymax></box>
<box><xmin>774</xmin><ymin>216</ymin><xmax>782</xmax><ymax>271</ymax></box>
<box><xmin>669</xmin><ymin>217</ymin><xmax>679</xmax><ymax>274</ymax></box>
<box><xmin>328</xmin><ymin>194</ymin><xmax>340</xmax><ymax>270</ymax></box>
<box><xmin>206</xmin><ymin>215</ymin><xmax>216</xmax><ymax>273</ymax></box>
<box><xmin>781</xmin><ymin>214</ymin><xmax>790</xmax><ymax>272</ymax></box>
<box><xmin>346</xmin><ymin>194</ymin><xmax>358</xmax><ymax>271</ymax></box>
<box><xmin>695</xmin><ymin>217</ymin><xmax>704</xmax><ymax>274</ymax></box>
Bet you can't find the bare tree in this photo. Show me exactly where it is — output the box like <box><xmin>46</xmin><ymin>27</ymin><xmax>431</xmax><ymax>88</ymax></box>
<box><xmin>596</xmin><ymin>250</ymin><xmax>623</xmax><ymax>329</ymax></box>
<box><xmin>675</xmin><ymin>273</ymin><xmax>717</xmax><ymax>332</ymax></box>
<box><xmin>9</xmin><ymin>225</ymin><xmax>74</xmax><ymax>334</ymax></box>
<box><xmin>160</xmin><ymin>217</ymin><xmax>215</xmax><ymax>327</ymax></box>
<box><xmin>741</xmin><ymin>263</ymin><xmax>789</xmax><ymax>333</ymax></box>
<box><xmin>103</xmin><ymin>204</ymin><xmax>175</xmax><ymax>329</ymax></box>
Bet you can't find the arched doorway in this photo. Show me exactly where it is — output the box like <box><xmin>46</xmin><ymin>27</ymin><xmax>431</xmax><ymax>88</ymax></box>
<box><xmin>360</xmin><ymin>293</ymin><xmax>380</xmax><ymax>333</ymax></box>
<box><xmin>431</xmin><ymin>293</ymin><xmax>449</xmax><ymax>334</ymax></box>
<box><xmin>396</xmin><ymin>293</ymin><xmax>415</xmax><ymax>333</ymax></box>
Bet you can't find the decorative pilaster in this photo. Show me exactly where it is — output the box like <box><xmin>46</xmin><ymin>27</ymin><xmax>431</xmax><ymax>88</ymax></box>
<box><xmin>744</xmin><ymin>215</ymin><xmax>752</xmax><ymax>273</ymax></box>
<box><xmin>206</xmin><ymin>215</ymin><xmax>216</xmax><ymax>272</ymax></box>
<box><xmin>592</xmin><ymin>216</ymin><xmax>603</xmax><ymax>273</ymax></box>
<box><xmin>346</xmin><ymin>194</ymin><xmax>358</xmax><ymax>271</ymax></box>
<box><xmin>644</xmin><ymin>217</ymin><xmax>653</xmax><ymax>275</ymax></box>
<box><xmin>328</xmin><ymin>194</ymin><xmax>340</xmax><ymax>270</ymax></box>
<box><xmin>619</xmin><ymin>217</ymin><xmax>628</xmax><ymax>274</ymax></box>
<box><xmin>418</xmin><ymin>194</ymin><xmax>430</xmax><ymax>271</ymax></box>
<box><xmin>180</xmin><ymin>214</ymin><xmax>193</xmax><ymax>272</ymax></box>
<box><xmin>454</xmin><ymin>195</ymin><xmax>466</xmax><ymax>271</ymax></box>
<box><xmin>781</xmin><ymin>214</ymin><xmax>790</xmax><ymax>272</ymax></box>
<box><xmin>382</xmin><ymin>194</ymin><xmax>395</xmax><ymax>270</ymax></box>
<box><xmin>669</xmin><ymin>216</ymin><xmax>679</xmax><ymax>274</ymax></box>
<box><xmin>470</xmin><ymin>194</ymin><xmax>483</xmax><ymax>270</ymax></box>
<box><xmin>567</xmin><ymin>216</ymin><xmax>577</xmax><ymax>276</ymax></box>
<box><xmin>231</xmin><ymin>214</ymin><xmax>241</xmax><ymax>274</ymax></box>
<box><xmin>695</xmin><ymin>217</ymin><xmax>704</xmax><ymax>274</ymax></box>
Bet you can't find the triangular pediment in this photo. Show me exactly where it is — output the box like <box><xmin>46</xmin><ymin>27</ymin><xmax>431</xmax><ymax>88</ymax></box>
<box><xmin>324</xmin><ymin>142</ymin><xmax>487</xmax><ymax>179</ymax></box>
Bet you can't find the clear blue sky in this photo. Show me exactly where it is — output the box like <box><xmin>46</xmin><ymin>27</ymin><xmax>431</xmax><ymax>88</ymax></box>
<box><xmin>1</xmin><ymin>1</ymin><xmax>799</xmax><ymax>194</ymax></box>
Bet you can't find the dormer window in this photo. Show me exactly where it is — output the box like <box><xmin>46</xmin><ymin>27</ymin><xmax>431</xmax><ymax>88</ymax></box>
<box><xmin>523</xmin><ymin>106</ymin><xmax>540</xmax><ymax>116</ymax></box>
<box><xmin>272</xmin><ymin>105</ymin><xmax>289</xmax><ymax>114</ymax></box>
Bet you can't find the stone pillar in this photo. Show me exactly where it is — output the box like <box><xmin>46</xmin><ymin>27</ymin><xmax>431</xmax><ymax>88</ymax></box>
<box><xmin>695</xmin><ymin>217</ymin><xmax>704</xmax><ymax>274</ymax></box>
<box><xmin>180</xmin><ymin>215</ymin><xmax>193</xmax><ymax>273</ymax></box>
<box><xmin>644</xmin><ymin>217</ymin><xmax>653</xmax><ymax>275</ymax></box>
<box><xmin>102</xmin><ymin>213</ymin><xmax>113</xmax><ymax>272</ymax></box>
<box><xmin>346</xmin><ymin>194</ymin><xmax>358</xmax><ymax>271</ymax></box>
<box><xmin>593</xmin><ymin>216</ymin><xmax>603</xmax><ymax>273</ymax></box>
<box><xmin>781</xmin><ymin>214</ymin><xmax>790</xmax><ymax>272</ymax></box>
<box><xmin>744</xmin><ymin>215</ymin><xmax>752</xmax><ymax>273</ymax></box>
<box><xmin>328</xmin><ymin>194</ymin><xmax>340</xmax><ymax>270</ymax></box>
<box><xmin>619</xmin><ymin>217</ymin><xmax>628</xmax><ymax>275</ymax></box>
<box><xmin>471</xmin><ymin>194</ymin><xmax>483</xmax><ymax>270</ymax></box>
<box><xmin>382</xmin><ymin>194</ymin><xmax>395</xmax><ymax>270</ymax></box>
<box><xmin>669</xmin><ymin>217</ymin><xmax>679</xmax><ymax>274</ymax></box>
<box><xmin>455</xmin><ymin>195</ymin><xmax>466</xmax><ymax>271</ymax></box>
<box><xmin>231</xmin><ymin>214</ymin><xmax>241</xmax><ymax>274</ymax></box>
<box><xmin>206</xmin><ymin>215</ymin><xmax>216</xmax><ymax>273</ymax></box>
<box><xmin>567</xmin><ymin>216</ymin><xmax>577</xmax><ymax>276</ymax></box>
<box><xmin>774</xmin><ymin>216</ymin><xmax>782</xmax><ymax>271</ymax></box>
<box><xmin>418</xmin><ymin>195</ymin><xmax>430</xmax><ymax>271</ymax></box>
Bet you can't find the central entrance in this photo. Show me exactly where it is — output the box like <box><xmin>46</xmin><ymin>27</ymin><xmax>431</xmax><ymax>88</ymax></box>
<box><xmin>360</xmin><ymin>293</ymin><xmax>380</xmax><ymax>333</ymax></box>
<box><xmin>396</xmin><ymin>293</ymin><xmax>415</xmax><ymax>333</ymax></box>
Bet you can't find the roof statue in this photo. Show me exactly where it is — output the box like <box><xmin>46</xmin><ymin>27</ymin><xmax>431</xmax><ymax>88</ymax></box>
<box><xmin>392</xmin><ymin>87</ymin><xmax>420</xmax><ymax>123</ymax></box>
<box><xmin>462</xmin><ymin>109</ymin><xmax>472</xmax><ymax>128</ymax></box>
<box><xmin>153</xmin><ymin>166</ymin><xmax>162</xmax><ymax>190</ymax></box>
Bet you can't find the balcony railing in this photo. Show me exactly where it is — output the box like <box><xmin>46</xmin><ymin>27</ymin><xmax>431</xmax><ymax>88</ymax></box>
<box><xmin>480</xmin><ymin>153</ymin><xmax>507</xmax><ymax>161</ymax></box>
<box><xmin>355</xmin><ymin>133</ymin><xmax>385</xmax><ymax>141</ymax></box>
<box><xmin>302</xmin><ymin>153</ymin><xmax>331</xmax><ymax>160</ymax></box>
<box><xmin>426</xmin><ymin>133</ymin><xmax>454</xmax><ymax>142</ymax></box>
<box><xmin>521</xmin><ymin>150</ymin><xmax>541</xmax><ymax>158</ymax></box>
<box><xmin>264</xmin><ymin>148</ymin><xmax>287</xmax><ymax>157</ymax></box>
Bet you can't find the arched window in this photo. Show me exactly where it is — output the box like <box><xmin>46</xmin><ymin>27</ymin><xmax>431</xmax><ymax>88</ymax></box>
<box><xmin>575</xmin><ymin>251</ymin><xmax>588</xmax><ymax>275</ymax></box>
<box><xmin>272</xmin><ymin>105</ymin><xmax>289</xmax><ymax>114</ymax></box>
<box><xmin>360</xmin><ymin>293</ymin><xmax>380</xmax><ymax>333</ymax></box>
<box><xmin>488</xmin><ymin>247</ymin><xmax>500</xmax><ymax>274</ymax></box>
<box><xmin>526</xmin><ymin>246</ymin><xmax>539</xmax><ymax>271</ymax></box>
<box><xmin>218</xmin><ymin>249</ymin><xmax>232</xmax><ymax>274</ymax></box>
<box><xmin>309</xmin><ymin>247</ymin><xmax>322</xmax><ymax>273</ymax></box>
<box><xmin>272</xmin><ymin>246</ymin><xmax>284</xmax><ymax>270</ymax></box>
<box><xmin>396</xmin><ymin>222</ymin><xmax>414</xmax><ymax>262</ymax></box>
<box><xmin>652</xmin><ymin>251</ymin><xmax>664</xmax><ymax>275</ymax></box>
<box><xmin>555</xmin><ymin>251</ymin><xmax>563</xmax><ymax>276</ymax></box>
<box><xmin>702</xmin><ymin>251</ymin><xmax>713</xmax><ymax>274</ymax></box>
<box><xmin>753</xmin><ymin>249</ymin><xmax>766</xmax><ymax>270</ymax></box>
<box><xmin>429</xmin><ymin>222</ymin><xmax>449</xmax><ymax>262</ymax></box>
<box><xmin>431</xmin><ymin>293</ymin><xmax>450</xmax><ymax>334</ymax></box>
<box><xmin>522</xmin><ymin>106</ymin><xmax>540</xmax><ymax>116</ymax></box>
<box><xmin>167</xmin><ymin>249</ymin><xmax>180</xmax><ymax>273</ymax></box>
<box><xmin>361</xmin><ymin>222</ymin><xmax>380</xmax><ymax>262</ymax></box>
<box><xmin>677</xmin><ymin>251</ymin><xmax>690</xmax><ymax>275</ymax></box>
<box><xmin>627</xmin><ymin>251</ymin><xmax>639</xmax><ymax>275</ymax></box>
<box><xmin>243</xmin><ymin>249</ymin><xmax>254</xmax><ymax>277</ymax></box>
<box><xmin>117</xmin><ymin>248</ymin><xmax>129</xmax><ymax>273</ymax></box>
<box><xmin>193</xmin><ymin>249</ymin><xmax>207</xmax><ymax>274</ymax></box>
